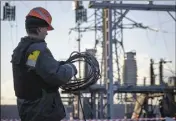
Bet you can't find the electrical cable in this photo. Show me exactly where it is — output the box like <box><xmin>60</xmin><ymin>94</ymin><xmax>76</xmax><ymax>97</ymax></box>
<box><xmin>60</xmin><ymin>51</ymin><xmax>100</xmax><ymax>120</ymax></box>
<box><xmin>74</xmin><ymin>75</ymin><xmax>86</xmax><ymax>121</ymax></box>
<box><xmin>60</xmin><ymin>51</ymin><xmax>101</xmax><ymax>92</ymax></box>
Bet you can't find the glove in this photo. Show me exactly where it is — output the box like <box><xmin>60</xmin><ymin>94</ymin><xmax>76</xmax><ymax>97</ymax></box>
<box><xmin>68</xmin><ymin>63</ymin><xmax>77</xmax><ymax>76</ymax></box>
<box><xmin>59</xmin><ymin>61</ymin><xmax>77</xmax><ymax>76</ymax></box>
<box><xmin>59</xmin><ymin>61</ymin><xmax>66</xmax><ymax>65</ymax></box>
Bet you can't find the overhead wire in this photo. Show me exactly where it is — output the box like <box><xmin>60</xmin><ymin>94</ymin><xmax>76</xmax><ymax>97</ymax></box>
<box><xmin>149</xmin><ymin>20</ymin><xmax>174</xmax><ymax>27</ymax></box>
<box><xmin>119</xmin><ymin>9</ymin><xmax>175</xmax><ymax>116</ymax></box>
<box><xmin>167</xmin><ymin>11</ymin><xmax>176</xmax><ymax>22</ymax></box>
<box><xmin>20</xmin><ymin>1</ymin><xmax>30</xmax><ymax>9</ymax></box>
<box><xmin>13</xmin><ymin>1</ymin><xmax>30</xmax><ymax>48</ymax></box>
<box><xmin>164</xmin><ymin>67</ymin><xmax>176</xmax><ymax>75</ymax></box>
<box><xmin>156</xmin><ymin>12</ymin><xmax>175</xmax><ymax>73</ymax></box>
<box><xmin>9</xmin><ymin>17</ymin><xmax>14</xmax><ymax>49</ymax></box>
<box><xmin>14</xmin><ymin>1</ymin><xmax>19</xmax><ymax>47</ymax></box>
<box><xmin>4</xmin><ymin>1</ymin><xmax>14</xmax><ymax>49</ymax></box>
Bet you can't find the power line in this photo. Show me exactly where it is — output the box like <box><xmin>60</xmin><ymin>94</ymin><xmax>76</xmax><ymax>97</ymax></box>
<box><xmin>9</xmin><ymin>21</ymin><xmax>14</xmax><ymax>49</ymax></box>
<box><xmin>167</xmin><ymin>11</ymin><xmax>176</xmax><ymax>22</ymax></box>
<box><xmin>149</xmin><ymin>20</ymin><xmax>174</xmax><ymax>27</ymax></box>
<box><xmin>156</xmin><ymin>12</ymin><xmax>175</xmax><ymax>69</ymax></box>
<box><xmin>20</xmin><ymin>1</ymin><xmax>30</xmax><ymax>9</ymax></box>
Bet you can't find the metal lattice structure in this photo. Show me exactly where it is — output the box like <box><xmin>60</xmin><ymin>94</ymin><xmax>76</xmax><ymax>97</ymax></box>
<box><xmin>88</xmin><ymin>0</ymin><xmax>176</xmax><ymax>119</ymax></box>
<box><xmin>68</xmin><ymin>1</ymin><xmax>125</xmax><ymax>118</ymax></box>
<box><xmin>64</xmin><ymin>0</ymin><xmax>176</xmax><ymax>120</ymax></box>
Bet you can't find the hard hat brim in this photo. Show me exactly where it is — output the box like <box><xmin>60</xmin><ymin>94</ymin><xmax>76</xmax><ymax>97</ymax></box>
<box><xmin>48</xmin><ymin>24</ymin><xmax>54</xmax><ymax>31</ymax></box>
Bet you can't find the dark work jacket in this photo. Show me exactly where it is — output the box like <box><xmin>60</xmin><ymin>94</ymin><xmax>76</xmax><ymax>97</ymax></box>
<box><xmin>11</xmin><ymin>36</ymin><xmax>76</xmax><ymax>121</ymax></box>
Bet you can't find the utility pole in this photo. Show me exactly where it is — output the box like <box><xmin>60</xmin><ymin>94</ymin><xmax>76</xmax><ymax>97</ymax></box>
<box><xmin>159</xmin><ymin>58</ymin><xmax>172</xmax><ymax>85</ymax></box>
<box><xmin>77</xmin><ymin>22</ymin><xmax>81</xmax><ymax>119</ymax></box>
<box><xmin>73</xmin><ymin>0</ymin><xmax>87</xmax><ymax>119</ymax></box>
<box><xmin>77</xmin><ymin>23</ymin><xmax>81</xmax><ymax>77</ymax></box>
<box><xmin>150</xmin><ymin>59</ymin><xmax>155</xmax><ymax>85</ymax></box>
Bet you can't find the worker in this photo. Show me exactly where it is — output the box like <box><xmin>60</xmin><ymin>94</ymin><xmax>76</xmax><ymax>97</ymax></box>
<box><xmin>11</xmin><ymin>7</ymin><xmax>77</xmax><ymax>121</ymax></box>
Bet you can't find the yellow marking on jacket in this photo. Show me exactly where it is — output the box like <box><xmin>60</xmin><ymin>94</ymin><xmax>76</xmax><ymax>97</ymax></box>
<box><xmin>28</xmin><ymin>50</ymin><xmax>40</xmax><ymax>61</ymax></box>
<box><xmin>26</xmin><ymin>50</ymin><xmax>40</xmax><ymax>67</ymax></box>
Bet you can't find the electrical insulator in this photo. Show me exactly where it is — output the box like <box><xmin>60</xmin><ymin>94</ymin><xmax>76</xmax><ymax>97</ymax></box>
<box><xmin>75</xmin><ymin>9</ymin><xmax>87</xmax><ymax>23</ymax></box>
<box><xmin>3</xmin><ymin>2</ymin><xmax>16</xmax><ymax>21</ymax></box>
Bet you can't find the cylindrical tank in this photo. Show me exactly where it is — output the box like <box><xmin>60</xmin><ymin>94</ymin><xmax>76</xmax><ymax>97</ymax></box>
<box><xmin>123</xmin><ymin>51</ymin><xmax>137</xmax><ymax>86</ymax></box>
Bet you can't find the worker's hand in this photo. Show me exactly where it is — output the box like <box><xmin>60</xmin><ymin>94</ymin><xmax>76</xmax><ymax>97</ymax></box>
<box><xmin>59</xmin><ymin>61</ymin><xmax>66</xmax><ymax>65</ymax></box>
<box><xmin>68</xmin><ymin>63</ymin><xmax>77</xmax><ymax>76</ymax></box>
<box><xmin>59</xmin><ymin>61</ymin><xmax>77</xmax><ymax>77</ymax></box>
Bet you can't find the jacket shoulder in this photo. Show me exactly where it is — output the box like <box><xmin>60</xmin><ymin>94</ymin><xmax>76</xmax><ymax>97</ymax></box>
<box><xmin>27</xmin><ymin>42</ymin><xmax>47</xmax><ymax>54</ymax></box>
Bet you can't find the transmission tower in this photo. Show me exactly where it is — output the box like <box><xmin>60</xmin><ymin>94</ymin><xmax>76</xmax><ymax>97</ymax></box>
<box><xmin>89</xmin><ymin>0</ymin><xmax>176</xmax><ymax>119</ymax></box>
<box><xmin>68</xmin><ymin>0</ymin><xmax>176</xmax><ymax>119</ymax></box>
<box><xmin>70</xmin><ymin>1</ymin><xmax>126</xmax><ymax>119</ymax></box>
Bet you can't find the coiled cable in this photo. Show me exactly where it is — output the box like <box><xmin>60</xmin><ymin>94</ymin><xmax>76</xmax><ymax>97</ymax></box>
<box><xmin>60</xmin><ymin>51</ymin><xmax>101</xmax><ymax>91</ymax></box>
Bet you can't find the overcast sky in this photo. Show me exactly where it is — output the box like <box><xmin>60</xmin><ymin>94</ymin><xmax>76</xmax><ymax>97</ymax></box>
<box><xmin>1</xmin><ymin>1</ymin><xmax>175</xmax><ymax>104</ymax></box>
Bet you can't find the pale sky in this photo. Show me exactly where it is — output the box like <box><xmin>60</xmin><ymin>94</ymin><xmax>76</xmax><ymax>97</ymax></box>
<box><xmin>1</xmin><ymin>1</ymin><xmax>175</xmax><ymax>104</ymax></box>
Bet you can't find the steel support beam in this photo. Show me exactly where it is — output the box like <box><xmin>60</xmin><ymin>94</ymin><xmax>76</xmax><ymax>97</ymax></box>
<box><xmin>107</xmin><ymin>8</ymin><xmax>114</xmax><ymax>119</ymax></box>
<box><xmin>89</xmin><ymin>2</ymin><xmax>176</xmax><ymax>12</ymax></box>
<box><xmin>167</xmin><ymin>11</ymin><xmax>176</xmax><ymax>21</ymax></box>
<box><xmin>114</xmin><ymin>85</ymin><xmax>176</xmax><ymax>93</ymax></box>
<box><xmin>112</xmin><ymin>9</ymin><xmax>129</xmax><ymax>30</ymax></box>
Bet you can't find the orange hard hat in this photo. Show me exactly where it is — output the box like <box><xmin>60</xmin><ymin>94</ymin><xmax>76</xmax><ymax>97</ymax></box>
<box><xmin>26</xmin><ymin>7</ymin><xmax>54</xmax><ymax>30</ymax></box>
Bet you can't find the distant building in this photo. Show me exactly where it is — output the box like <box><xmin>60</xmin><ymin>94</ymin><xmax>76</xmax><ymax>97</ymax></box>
<box><xmin>123</xmin><ymin>51</ymin><xmax>137</xmax><ymax>86</ymax></box>
<box><xmin>168</xmin><ymin>76</ymin><xmax>176</xmax><ymax>87</ymax></box>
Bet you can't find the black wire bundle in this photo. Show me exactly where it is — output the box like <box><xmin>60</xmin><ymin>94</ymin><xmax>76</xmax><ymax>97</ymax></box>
<box><xmin>60</xmin><ymin>51</ymin><xmax>101</xmax><ymax>92</ymax></box>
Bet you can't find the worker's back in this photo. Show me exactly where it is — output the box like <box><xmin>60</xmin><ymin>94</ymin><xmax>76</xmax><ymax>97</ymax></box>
<box><xmin>11</xmin><ymin>36</ymin><xmax>66</xmax><ymax>121</ymax></box>
<box><xmin>11</xmin><ymin>6</ymin><xmax>78</xmax><ymax>121</ymax></box>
